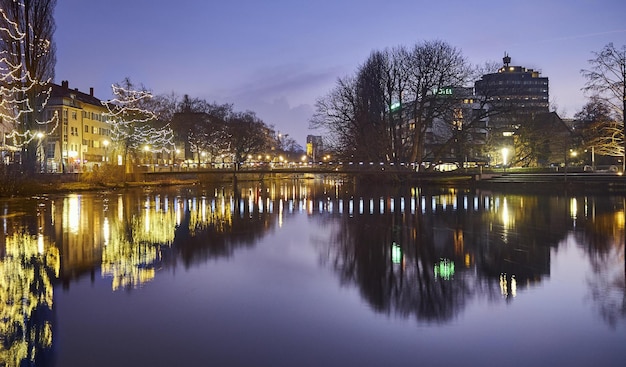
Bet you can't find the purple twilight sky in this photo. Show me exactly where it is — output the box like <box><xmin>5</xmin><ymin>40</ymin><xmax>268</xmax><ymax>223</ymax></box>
<box><xmin>54</xmin><ymin>0</ymin><xmax>626</xmax><ymax>146</ymax></box>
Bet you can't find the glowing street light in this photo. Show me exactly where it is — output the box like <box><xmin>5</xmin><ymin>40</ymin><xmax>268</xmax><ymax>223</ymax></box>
<box><xmin>102</xmin><ymin>139</ymin><xmax>109</xmax><ymax>162</ymax></box>
<box><xmin>143</xmin><ymin>145</ymin><xmax>151</xmax><ymax>164</ymax></box>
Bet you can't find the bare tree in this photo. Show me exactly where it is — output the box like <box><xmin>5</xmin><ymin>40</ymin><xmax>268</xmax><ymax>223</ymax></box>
<box><xmin>312</xmin><ymin>41</ymin><xmax>472</xmax><ymax>168</ymax></box>
<box><xmin>581</xmin><ymin>43</ymin><xmax>626</xmax><ymax>170</ymax></box>
<box><xmin>311</xmin><ymin>75</ymin><xmax>360</xmax><ymax>160</ymax></box>
<box><xmin>403</xmin><ymin>41</ymin><xmax>472</xmax><ymax>167</ymax></box>
<box><xmin>225</xmin><ymin>111</ymin><xmax>273</xmax><ymax>170</ymax></box>
<box><xmin>0</xmin><ymin>0</ymin><xmax>57</xmax><ymax>174</ymax></box>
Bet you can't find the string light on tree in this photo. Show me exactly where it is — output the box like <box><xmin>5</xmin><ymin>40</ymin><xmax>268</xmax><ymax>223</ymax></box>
<box><xmin>102</xmin><ymin>78</ymin><xmax>175</xmax><ymax>173</ymax></box>
<box><xmin>0</xmin><ymin>2</ymin><xmax>58</xmax><ymax>173</ymax></box>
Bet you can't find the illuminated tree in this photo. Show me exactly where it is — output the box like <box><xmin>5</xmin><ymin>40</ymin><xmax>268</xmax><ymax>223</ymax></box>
<box><xmin>0</xmin><ymin>0</ymin><xmax>57</xmax><ymax>173</ymax></box>
<box><xmin>581</xmin><ymin>43</ymin><xmax>626</xmax><ymax>169</ymax></box>
<box><xmin>576</xmin><ymin>97</ymin><xmax>621</xmax><ymax>157</ymax></box>
<box><xmin>102</xmin><ymin>78</ymin><xmax>174</xmax><ymax>173</ymax></box>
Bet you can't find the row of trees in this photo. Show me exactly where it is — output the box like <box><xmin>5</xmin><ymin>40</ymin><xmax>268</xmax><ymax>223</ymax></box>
<box><xmin>100</xmin><ymin>78</ymin><xmax>302</xmax><ymax>173</ymax></box>
<box><xmin>311</xmin><ymin>40</ymin><xmax>626</xmax><ymax>170</ymax></box>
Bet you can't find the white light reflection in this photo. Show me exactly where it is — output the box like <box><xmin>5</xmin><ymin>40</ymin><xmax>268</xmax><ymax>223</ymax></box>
<box><xmin>103</xmin><ymin>217</ymin><xmax>110</xmax><ymax>246</ymax></box>
<box><xmin>570</xmin><ymin>198</ymin><xmax>578</xmax><ymax>220</ymax></box>
<box><xmin>37</xmin><ymin>233</ymin><xmax>44</xmax><ymax>254</ymax></box>
<box><xmin>145</xmin><ymin>200</ymin><xmax>150</xmax><ymax>232</ymax></box>
<box><xmin>65</xmin><ymin>194</ymin><xmax>81</xmax><ymax>234</ymax></box>
<box><xmin>118</xmin><ymin>195</ymin><xmax>124</xmax><ymax>222</ymax></box>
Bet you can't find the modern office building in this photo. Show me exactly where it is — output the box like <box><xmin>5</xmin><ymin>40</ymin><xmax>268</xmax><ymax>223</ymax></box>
<box><xmin>474</xmin><ymin>54</ymin><xmax>549</xmax><ymax>131</ymax></box>
<box><xmin>473</xmin><ymin>54</ymin><xmax>551</xmax><ymax>165</ymax></box>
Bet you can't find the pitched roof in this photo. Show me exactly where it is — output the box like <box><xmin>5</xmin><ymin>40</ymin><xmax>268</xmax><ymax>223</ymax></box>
<box><xmin>49</xmin><ymin>81</ymin><xmax>103</xmax><ymax>107</ymax></box>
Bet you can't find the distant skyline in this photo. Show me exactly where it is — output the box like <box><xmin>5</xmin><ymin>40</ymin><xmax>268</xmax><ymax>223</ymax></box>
<box><xmin>54</xmin><ymin>0</ymin><xmax>626</xmax><ymax>145</ymax></box>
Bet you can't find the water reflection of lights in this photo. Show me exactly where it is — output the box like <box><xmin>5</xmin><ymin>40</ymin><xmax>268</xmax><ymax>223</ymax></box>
<box><xmin>570</xmin><ymin>198</ymin><xmax>578</xmax><ymax>221</ymax></box>
<box><xmin>64</xmin><ymin>194</ymin><xmax>81</xmax><ymax>234</ymax></box>
<box><xmin>391</xmin><ymin>243</ymin><xmax>403</xmax><ymax>264</ymax></box>
<box><xmin>118</xmin><ymin>195</ymin><xmax>124</xmax><ymax>222</ymax></box>
<box><xmin>616</xmin><ymin>210</ymin><xmax>625</xmax><ymax>229</ymax></box>
<box><xmin>500</xmin><ymin>197</ymin><xmax>516</xmax><ymax>230</ymax></box>
<box><xmin>500</xmin><ymin>274</ymin><xmax>517</xmax><ymax>298</ymax></box>
<box><xmin>434</xmin><ymin>259</ymin><xmax>455</xmax><ymax>280</ymax></box>
<box><xmin>0</xmin><ymin>232</ymin><xmax>59</xmax><ymax>365</ymax></box>
<box><xmin>103</xmin><ymin>217</ymin><xmax>110</xmax><ymax>246</ymax></box>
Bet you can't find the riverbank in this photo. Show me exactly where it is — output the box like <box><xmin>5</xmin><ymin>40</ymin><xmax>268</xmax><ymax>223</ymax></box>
<box><xmin>3</xmin><ymin>170</ymin><xmax>626</xmax><ymax>197</ymax></box>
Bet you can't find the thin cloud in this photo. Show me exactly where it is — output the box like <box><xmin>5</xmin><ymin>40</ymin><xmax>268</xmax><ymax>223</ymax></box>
<box><xmin>533</xmin><ymin>29</ymin><xmax>626</xmax><ymax>44</ymax></box>
<box><xmin>225</xmin><ymin>64</ymin><xmax>343</xmax><ymax>102</ymax></box>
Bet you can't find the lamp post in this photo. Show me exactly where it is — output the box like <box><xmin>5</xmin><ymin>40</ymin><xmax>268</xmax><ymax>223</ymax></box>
<box><xmin>103</xmin><ymin>139</ymin><xmax>109</xmax><ymax>163</ymax></box>
<box><xmin>501</xmin><ymin>147</ymin><xmax>509</xmax><ymax>172</ymax></box>
<box><xmin>143</xmin><ymin>145</ymin><xmax>150</xmax><ymax>170</ymax></box>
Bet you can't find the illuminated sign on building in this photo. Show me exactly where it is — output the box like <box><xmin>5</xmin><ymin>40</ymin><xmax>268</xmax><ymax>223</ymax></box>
<box><xmin>433</xmin><ymin>87</ymin><xmax>453</xmax><ymax>96</ymax></box>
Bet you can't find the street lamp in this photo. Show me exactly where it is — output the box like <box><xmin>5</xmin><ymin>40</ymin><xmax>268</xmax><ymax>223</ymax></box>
<box><xmin>501</xmin><ymin>147</ymin><xmax>509</xmax><ymax>171</ymax></box>
<box><xmin>144</xmin><ymin>145</ymin><xmax>150</xmax><ymax>165</ymax></box>
<box><xmin>102</xmin><ymin>139</ymin><xmax>109</xmax><ymax>163</ymax></box>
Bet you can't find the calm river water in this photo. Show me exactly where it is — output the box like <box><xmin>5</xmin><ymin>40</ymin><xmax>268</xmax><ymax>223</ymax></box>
<box><xmin>1</xmin><ymin>179</ymin><xmax>625</xmax><ymax>367</ymax></box>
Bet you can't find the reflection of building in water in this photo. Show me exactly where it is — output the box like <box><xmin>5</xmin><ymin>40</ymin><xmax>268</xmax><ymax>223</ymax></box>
<box><xmin>0</xmin><ymin>231</ymin><xmax>59</xmax><ymax>366</ymax></box>
<box><xmin>51</xmin><ymin>193</ymin><xmax>180</xmax><ymax>290</ymax></box>
<box><xmin>477</xmin><ymin>194</ymin><xmax>552</xmax><ymax>298</ymax></box>
<box><xmin>53</xmin><ymin>194</ymin><xmax>104</xmax><ymax>281</ymax></box>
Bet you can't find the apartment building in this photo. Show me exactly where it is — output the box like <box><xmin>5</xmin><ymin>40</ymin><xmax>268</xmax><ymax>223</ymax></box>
<box><xmin>44</xmin><ymin>81</ymin><xmax>111</xmax><ymax>172</ymax></box>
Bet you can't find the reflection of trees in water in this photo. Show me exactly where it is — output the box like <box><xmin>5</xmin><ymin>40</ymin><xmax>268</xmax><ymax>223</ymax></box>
<box><xmin>473</xmin><ymin>194</ymin><xmax>566</xmax><ymax>301</ymax></box>
<box><xmin>320</xmin><ymin>188</ymin><xmax>475</xmax><ymax>323</ymax></box>
<box><xmin>319</xmin><ymin>187</ymin><xmax>588</xmax><ymax>324</ymax></box>
<box><xmin>0</xmin><ymin>198</ymin><xmax>59</xmax><ymax>367</ymax></box>
<box><xmin>577</xmin><ymin>197</ymin><xmax>626</xmax><ymax>328</ymax></box>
